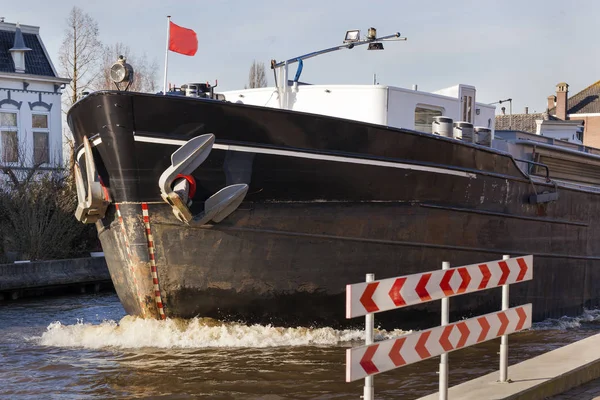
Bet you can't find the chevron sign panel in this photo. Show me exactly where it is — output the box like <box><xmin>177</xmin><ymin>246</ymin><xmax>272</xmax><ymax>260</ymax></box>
<box><xmin>346</xmin><ymin>304</ymin><xmax>532</xmax><ymax>382</ymax></box>
<box><xmin>346</xmin><ymin>255</ymin><xmax>532</xmax><ymax>318</ymax></box>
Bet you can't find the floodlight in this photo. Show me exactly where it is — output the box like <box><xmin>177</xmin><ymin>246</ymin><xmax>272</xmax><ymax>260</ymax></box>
<box><xmin>344</xmin><ymin>30</ymin><xmax>360</xmax><ymax>43</ymax></box>
<box><xmin>368</xmin><ymin>42</ymin><xmax>384</xmax><ymax>50</ymax></box>
<box><xmin>110</xmin><ymin>55</ymin><xmax>134</xmax><ymax>84</ymax></box>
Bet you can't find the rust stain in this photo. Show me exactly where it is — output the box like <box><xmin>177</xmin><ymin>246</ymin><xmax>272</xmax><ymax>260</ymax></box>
<box><xmin>208</xmin><ymin>281</ymin><xmax>233</xmax><ymax>290</ymax></box>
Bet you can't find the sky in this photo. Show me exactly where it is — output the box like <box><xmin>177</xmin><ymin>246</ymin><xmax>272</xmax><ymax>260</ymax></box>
<box><xmin>3</xmin><ymin>0</ymin><xmax>600</xmax><ymax>114</ymax></box>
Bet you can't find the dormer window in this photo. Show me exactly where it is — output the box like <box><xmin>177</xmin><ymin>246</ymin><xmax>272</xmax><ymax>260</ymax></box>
<box><xmin>9</xmin><ymin>23</ymin><xmax>32</xmax><ymax>74</ymax></box>
<box><xmin>11</xmin><ymin>51</ymin><xmax>24</xmax><ymax>73</ymax></box>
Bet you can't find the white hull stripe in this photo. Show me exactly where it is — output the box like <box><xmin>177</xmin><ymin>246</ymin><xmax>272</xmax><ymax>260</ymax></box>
<box><xmin>133</xmin><ymin>135</ymin><xmax>476</xmax><ymax>179</ymax></box>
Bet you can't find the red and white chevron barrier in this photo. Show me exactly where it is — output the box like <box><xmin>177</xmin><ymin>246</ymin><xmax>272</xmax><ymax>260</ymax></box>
<box><xmin>346</xmin><ymin>255</ymin><xmax>532</xmax><ymax>318</ymax></box>
<box><xmin>346</xmin><ymin>304</ymin><xmax>532</xmax><ymax>382</ymax></box>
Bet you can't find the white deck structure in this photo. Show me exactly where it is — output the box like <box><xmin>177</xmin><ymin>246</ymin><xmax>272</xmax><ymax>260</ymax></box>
<box><xmin>222</xmin><ymin>83</ymin><xmax>495</xmax><ymax>135</ymax></box>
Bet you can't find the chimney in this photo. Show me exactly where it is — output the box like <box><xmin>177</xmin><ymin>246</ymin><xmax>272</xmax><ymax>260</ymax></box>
<box><xmin>556</xmin><ymin>82</ymin><xmax>569</xmax><ymax>120</ymax></box>
<box><xmin>525</xmin><ymin>107</ymin><xmax>529</xmax><ymax>114</ymax></box>
<box><xmin>501</xmin><ymin>106</ymin><xmax>506</xmax><ymax>115</ymax></box>
<box><xmin>547</xmin><ymin>95</ymin><xmax>556</xmax><ymax>111</ymax></box>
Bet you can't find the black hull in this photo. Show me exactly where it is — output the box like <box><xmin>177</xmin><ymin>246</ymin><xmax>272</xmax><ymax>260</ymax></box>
<box><xmin>67</xmin><ymin>91</ymin><xmax>600</xmax><ymax>328</ymax></box>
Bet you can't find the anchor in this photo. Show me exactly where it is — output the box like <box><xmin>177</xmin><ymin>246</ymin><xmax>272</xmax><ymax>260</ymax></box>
<box><xmin>74</xmin><ymin>136</ymin><xmax>110</xmax><ymax>224</ymax></box>
<box><xmin>158</xmin><ymin>134</ymin><xmax>248</xmax><ymax>224</ymax></box>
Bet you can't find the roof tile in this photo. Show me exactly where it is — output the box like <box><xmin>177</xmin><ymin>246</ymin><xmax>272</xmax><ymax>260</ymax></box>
<box><xmin>495</xmin><ymin>113</ymin><xmax>548</xmax><ymax>133</ymax></box>
<box><xmin>0</xmin><ymin>29</ymin><xmax>55</xmax><ymax>77</ymax></box>
<box><xmin>548</xmin><ymin>80</ymin><xmax>600</xmax><ymax>115</ymax></box>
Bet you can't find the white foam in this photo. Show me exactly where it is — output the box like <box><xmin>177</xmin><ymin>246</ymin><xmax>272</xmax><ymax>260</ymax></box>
<box><xmin>532</xmin><ymin>308</ymin><xmax>600</xmax><ymax>330</ymax></box>
<box><xmin>38</xmin><ymin>316</ymin><xmax>410</xmax><ymax>349</ymax></box>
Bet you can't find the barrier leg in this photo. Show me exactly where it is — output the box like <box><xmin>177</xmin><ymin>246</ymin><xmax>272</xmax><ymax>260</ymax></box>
<box><xmin>439</xmin><ymin>262</ymin><xmax>450</xmax><ymax>400</ymax></box>
<box><xmin>499</xmin><ymin>254</ymin><xmax>510</xmax><ymax>383</ymax></box>
<box><xmin>364</xmin><ymin>273</ymin><xmax>375</xmax><ymax>400</ymax></box>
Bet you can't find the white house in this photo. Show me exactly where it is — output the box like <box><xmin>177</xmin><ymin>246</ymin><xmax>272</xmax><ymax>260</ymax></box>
<box><xmin>0</xmin><ymin>20</ymin><xmax>69</xmax><ymax>183</ymax></box>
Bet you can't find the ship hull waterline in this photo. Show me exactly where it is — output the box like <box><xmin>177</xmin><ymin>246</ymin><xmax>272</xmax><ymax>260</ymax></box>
<box><xmin>67</xmin><ymin>91</ymin><xmax>600</xmax><ymax>329</ymax></box>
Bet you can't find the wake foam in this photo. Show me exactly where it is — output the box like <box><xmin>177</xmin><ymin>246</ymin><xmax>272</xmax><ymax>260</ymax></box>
<box><xmin>532</xmin><ymin>308</ymin><xmax>600</xmax><ymax>330</ymax></box>
<box><xmin>38</xmin><ymin>316</ymin><xmax>409</xmax><ymax>349</ymax></box>
<box><xmin>39</xmin><ymin>308</ymin><xmax>600</xmax><ymax>349</ymax></box>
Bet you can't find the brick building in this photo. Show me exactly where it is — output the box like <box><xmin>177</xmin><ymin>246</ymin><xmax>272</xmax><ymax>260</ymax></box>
<box><xmin>496</xmin><ymin>81</ymin><xmax>600</xmax><ymax>147</ymax></box>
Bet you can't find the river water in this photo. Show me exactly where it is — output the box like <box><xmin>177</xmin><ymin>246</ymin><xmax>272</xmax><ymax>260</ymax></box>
<box><xmin>1</xmin><ymin>292</ymin><xmax>599</xmax><ymax>400</ymax></box>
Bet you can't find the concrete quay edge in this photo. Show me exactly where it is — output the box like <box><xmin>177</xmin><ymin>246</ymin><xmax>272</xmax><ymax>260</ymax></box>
<box><xmin>0</xmin><ymin>257</ymin><xmax>110</xmax><ymax>291</ymax></box>
<box><xmin>416</xmin><ymin>332</ymin><xmax>600</xmax><ymax>400</ymax></box>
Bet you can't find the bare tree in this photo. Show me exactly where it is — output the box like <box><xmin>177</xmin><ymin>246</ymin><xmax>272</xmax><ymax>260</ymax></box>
<box><xmin>58</xmin><ymin>6</ymin><xmax>102</xmax><ymax>110</ymax></box>
<box><xmin>93</xmin><ymin>42</ymin><xmax>159</xmax><ymax>93</ymax></box>
<box><xmin>247</xmin><ymin>60</ymin><xmax>267</xmax><ymax>89</ymax></box>
<box><xmin>0</xmin><ymin>137</ymin><xmax>96</xmax><ymax>262</ymax></box>
<box><xmin>0</xmin><ymin>131</ymin><xmax>55</xmax><ymax>189</ymax></box>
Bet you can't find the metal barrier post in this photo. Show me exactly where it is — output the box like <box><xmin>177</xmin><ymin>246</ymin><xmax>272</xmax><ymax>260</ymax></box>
<box><xmin>439</xmin><ymin>262</ymin><xmax>450</xmax><ymax>400</ymax></box>
<box><xmin>499</xmin><ymin>254</ymin><xmax>510</xmax><ymax>383</ymax></box>
<box><xmin>346</xmin><ymin>254</ymin><xmax>533</xmax><ymax>394</ymax></box>
<box><xmin>364</xmin><ymin>273</ymin><xmax>375</xmax><ymax>400</ymax></box>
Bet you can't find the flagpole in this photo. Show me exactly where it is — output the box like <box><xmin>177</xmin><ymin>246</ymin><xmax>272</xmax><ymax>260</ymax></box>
<box><xmin>163</xmin><ymin>15</ymin><xmax>171</xmax><ymax>95</ymax></box>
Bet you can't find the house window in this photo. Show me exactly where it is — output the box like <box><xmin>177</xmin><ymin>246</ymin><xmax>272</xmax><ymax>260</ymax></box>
<box><xmin>415</xmin><ymin>106</ymin><xmax>443</xmax><ymax>133</ymax></box>
<box><xmin>34</xmin><ymin>132</ymin><xmax>49</xmax><ymax>164</ymax></box>
<box><xmin>32</xmin><ymin>113</ymin><xmax>49</xmax><ymax>165</ymax></box>
<box><xmin>1</xmin><ymin>111</ymin><xmax>18</xmax><ymax>163</ymax></box>
<box><xmin>32</xmin><ymin>114</ymin><xmax>48</xmax><ymax>129</ymax></box>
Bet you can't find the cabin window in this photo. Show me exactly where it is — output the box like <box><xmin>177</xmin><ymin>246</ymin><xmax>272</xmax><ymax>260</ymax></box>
<box><xmin>32</xmin><ymin>113</ymin><xmax>49</xmax><ymax>164</ymax></box>
<box><xmin>462</xmin><ymin>95</ymin><xmax>473</xmax><ymax>122</ymax></box>
<box><xmin>0</xmin><ymin>111</ymin><xmax>18</xmax><ymax>163</ymax></box>
<box><xmin>415</xmin><ymin>106</ymin><xmax>443</xmax><ymax>133</ymax></box>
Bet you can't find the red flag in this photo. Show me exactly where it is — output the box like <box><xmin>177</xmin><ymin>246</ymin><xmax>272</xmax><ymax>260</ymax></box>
<box><xmin>169</xmin><ymin>21</ymin><xmax>198</xmax><ymax>56</ymax></box>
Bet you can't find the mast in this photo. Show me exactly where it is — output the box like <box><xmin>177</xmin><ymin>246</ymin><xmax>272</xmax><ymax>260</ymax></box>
<box><xmin>270</xmin><ymin>28</ymin><xmax>407</xmax><ymax>109</ymax></box>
